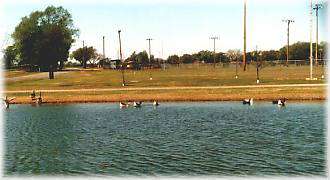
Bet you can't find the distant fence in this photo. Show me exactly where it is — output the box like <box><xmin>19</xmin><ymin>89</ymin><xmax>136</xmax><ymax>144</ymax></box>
<box><xmin>163</xmin><ymin>59</ymin><xmax>328</xmax><ymax>69</ymax></box>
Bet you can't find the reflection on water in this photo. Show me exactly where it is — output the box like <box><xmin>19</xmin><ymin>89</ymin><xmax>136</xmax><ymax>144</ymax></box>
<box><xmin>4</xmin><ymin>102</ymin><xmax>326</xmax><ymax>176</ymax></box>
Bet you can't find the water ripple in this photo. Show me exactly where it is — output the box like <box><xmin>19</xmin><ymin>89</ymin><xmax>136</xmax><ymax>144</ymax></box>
<box><xmin>4</xmin><ymin>102</ymin><xmax>326</xmax><ymax>176</ymax></box>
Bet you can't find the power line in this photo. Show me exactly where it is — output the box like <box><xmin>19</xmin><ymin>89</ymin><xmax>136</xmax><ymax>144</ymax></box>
<box><xmin>82</xmin><ymin>40</ymin><xmax>86</xmax><ymax>69</ymax></box>
<box><xmin>102</xmin><ymin>36</ymin><xmax>105</xmax><ymax>58</ymax></box>
<box><xmin>282</xmin><ymin>19</ymin><xmax>294</xmax><ymax>66</ymax></box>
<box><xmin>243</xmin><ymin>0</ymin><xmax>247</xmax><ymax>71</ymax></box>
<box><xmin>309</xmin><ymin>0</ymin><xmax>314</xmax><ymax>80</ymax></box>
<box><xmin>118</xmin><ymin>30</ymin><xmax>125</xmax><ymax>86</ymax></box>
<box><xmin>313</xmin><ymin>2</ymin><xmax>323</xmax><ymax>66</ymax></box>
<box><xmin>210</xmin><ymin>36</ymin><xmax>219</xmax><ymax>68</ymax></box>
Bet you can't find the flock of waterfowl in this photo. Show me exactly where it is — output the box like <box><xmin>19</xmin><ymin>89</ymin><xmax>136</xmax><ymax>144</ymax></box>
<box><xmin>119</xmin><ymin>100</ymin><xmax>159</xmax><ymax>108</ymax></box>
<box><xmin>2</xmin><ymin>90</ymin><xmax>42</xmax><ymax>109</ymax></box>
<box><xmin>242</xmin><ymin>98</ymin><xmax>286</xmax><ymax>107</ymax></box>
<box><xmin>2</xmin><ymin>90</ymin><xmax>286</xmax><ymax>109</ymax></box>
<box><xmin>118</xmin><ymin>98</ymin><xmax>286</xmax><ymax>109</ymax></box>
<box><xmin>30</xmin><ymin>90</ymin><xmax>43</xmax><ymax>105</ymax></box>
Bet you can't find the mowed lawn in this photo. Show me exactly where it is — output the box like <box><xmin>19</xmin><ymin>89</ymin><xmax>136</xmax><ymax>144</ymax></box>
<box><xmin>4</xmin><ymin>70</ymin><xmax>40</xmax><ymax>78</ymax></box>
<box><xmin>5</xmin><ymin>64</ymin><xmax>326</xmax><ymax>91</ymax></box>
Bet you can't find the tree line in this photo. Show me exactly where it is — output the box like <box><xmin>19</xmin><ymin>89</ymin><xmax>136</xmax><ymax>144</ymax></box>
<box><xmin>164</xmin><ymin>42</ymin><xmax>327</xmax><ymax>66</ymax></box>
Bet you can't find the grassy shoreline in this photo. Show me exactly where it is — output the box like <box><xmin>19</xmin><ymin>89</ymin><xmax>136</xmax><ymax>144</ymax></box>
<box><xmin>6</xmin><ymin>86</ymin><xmax>326</xmax><ymax>104</ymax></box>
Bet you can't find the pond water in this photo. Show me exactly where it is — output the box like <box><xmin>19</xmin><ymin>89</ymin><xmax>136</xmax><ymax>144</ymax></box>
<box><xmin>4</xmin><ymin>102</ymin><xmax>326</xmax><ymax>176</ymax></box>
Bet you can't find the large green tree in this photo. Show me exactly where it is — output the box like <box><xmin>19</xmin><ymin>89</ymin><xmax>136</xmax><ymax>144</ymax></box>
<box><xmin>180</xmin><ymin>54</ymin><xmax>195</xmax><ymax>64</ymax></box>
<box><xmin>71</xmin><ymin>46</ymin><xmax>98</xmax><ymax>68</ymax></box>
<box><xmin>167</xmin><ymin>55</ymin><xmax>180</xmax><ymax>65</ymax></box>
<box><xmin>136</xmin><ymin>51</ymin><xmax>149</xmax><ymax>67</ymax></box>
<box><xmin>3</xmin><ymin>45</ymin><xmax>18</xmax><ymax>69</ymax></box>
<box><xmin>194</xmin><ymin>50</ymin><xmax>213</xmax><ymax>63</ymax></box>
<box><xmin>260</xmin><ymin>50</ymin><xmax>279</xmax><ymax>61</ymax></box>
<box><xmin>12</xmin><ymin>6</ymin><xmax>78</xmax><ymax>72</ymax></box>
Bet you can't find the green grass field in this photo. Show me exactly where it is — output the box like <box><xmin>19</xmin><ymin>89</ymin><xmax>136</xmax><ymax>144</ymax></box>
<box><xmin>4</xmin><ymin>70</ymin><xmax>39</xmax><ymax>78</ymax></box>
<box><xmin>5</xmin><ymin>64</ymin><xmax>326</xmax><ymax>91</ymax></box>
<box><xmin>4</xmin><ymin>64</ymin><xmax>327</xmax><ymax>103</ymax></box>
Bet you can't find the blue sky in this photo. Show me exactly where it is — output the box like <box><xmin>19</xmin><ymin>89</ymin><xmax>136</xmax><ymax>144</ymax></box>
<box><xmin>1</xmin><ymin>0</ymin><xmax>328</xmax><ymax>59</ymax></box>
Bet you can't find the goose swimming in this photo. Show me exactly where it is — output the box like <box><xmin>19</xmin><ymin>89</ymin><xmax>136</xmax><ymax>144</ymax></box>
<box><xmin>153</xmin><ymin>100</ymin><xmax>159</xmax><ymax>106</ymax></box>
<box><xmin>272</xmin><ymin>98</ymin><xmax>286</xmax><ymax>107</ymax></box>
<box><xmin>133</xmin><ymin>101</ymin><xmax>142</xmax><ymax>108</ymax></box>
<box><xmin>242</xmin><ymin>98</ymin><xmax>253</xmax><ymax>105</ymax></box>
<box><xmin>119</xmin><ymin>102</ymin><xmax>129</xmax><ymax>108</ymax></box>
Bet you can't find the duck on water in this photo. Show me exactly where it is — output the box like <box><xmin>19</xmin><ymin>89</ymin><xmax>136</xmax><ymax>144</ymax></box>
<box><xmin>120</xmin><ymin>101</ymin><xmax>159</xmax><ymax>108</ymax></box>
<box><xmin>242</xmin><ymin>98</ymin><xmax>253</xmax><ymax>105</ymax></box>
<box><xmin>153</xmin><ymin>100</ymin><xmax>159</xmax><ymax>106</ymax></box>
<box><xmin>133</xmin><ymin>101</ymin><xmax>142</xmax><ymax>108</ymax></box>
<box><xmin>272</xmin><ymin>98</ymin><xmax>286</xmax><ymax>107</ymax></box>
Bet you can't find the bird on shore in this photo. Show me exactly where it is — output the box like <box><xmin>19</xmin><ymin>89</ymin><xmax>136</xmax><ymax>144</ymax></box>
<box><xmin>153</xmin><ymin>100</ymin><xmax>159</xmax><ymax>106</ymax></box>
<box><xmin>30</xmin><ymin>90</ymin><xmax>36</xmax><ymax>101</ymax></box>
<box><xmin>242</xmin><ymin>98</ymin><xmax>253</xmax><ymax>105</ymax></box>
<box><xmin>2</xmin><ymin>96</ymin><xmax>16</xmax><ymax>109</ymax></box>
<box><xmin>133</xmin><ymin>101</ymin><xmax>142</xmax><ymax>108</ymax></box>
<box><xmin>36</xmin><ymin>92</ymin><xmax>42</xmax><ymax>105</ymax></box>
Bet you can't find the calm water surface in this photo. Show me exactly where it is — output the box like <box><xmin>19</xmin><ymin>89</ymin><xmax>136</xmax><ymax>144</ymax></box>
<box><xmin>4</xmin><ymin>102</ymin><xmax>326</xmax><ymax>176</ymax></box>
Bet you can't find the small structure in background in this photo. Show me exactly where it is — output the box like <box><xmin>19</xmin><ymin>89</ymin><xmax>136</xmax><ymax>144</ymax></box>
<box><xmin>98</xmin><ymin>58</ymin><xmax>121</xmax><ymax>69</ymax></box>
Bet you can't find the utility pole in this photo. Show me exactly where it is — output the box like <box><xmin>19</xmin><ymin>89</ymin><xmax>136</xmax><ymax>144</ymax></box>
<box><xmin>161</xmin><ymin>41</ymin><xmax>164</xmax><ymax>70</ymax></box>
<box><xmin>146</xmin><ymin>38</ymin><xmax>153</xmax><ymax>80</ymax></box>
<box><xmin>243</xmin><ymin>0</ymin><xmax>247</xmax><ymax>71</ymax></box>
<box><xmin>255</xmin><ymin>46</ymin><xmax>260</xmax><ymax>84</ymax></box>
<box><xmin>82</xmin><ymin>40</ymin><xmax>86</xmax><ymax>69</ymax></box>
<box><xmin>118</xmin><ymin>30</ymin><xmax>125</xmax><ymax>86</ymax></box>
<box><xmin>235</xmin><ymin>55</ymin><xmax>239</xmax><ymax>79</ymax></box>
<box><xmin>102</xmin><ymin>36</ymin><xmax>105</xmax><ymax>58</ymax></box>
<box><xmin>210</xmin><ymin>36</ymin><xmax>219</xmax><ymax>68</ymax></box>
<box><xmin>309</xmin><ymin>0</ymin><xmax>314</xmax><ymax>80</ymax></box>
<box><xmin>313</xmin><ymin>3</ymin><xmax>323</xmax><ymax>66</ymax></box>
<box><xmin>282</xmin><ymin>19</ymin><xmax>294</xmax><ymax>66</ymax></box>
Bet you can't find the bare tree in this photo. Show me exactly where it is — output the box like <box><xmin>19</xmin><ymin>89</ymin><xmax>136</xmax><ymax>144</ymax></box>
<box><xmin>227</xmin><ymin>49</ymin><xmax>242</xmax><ymax>79</ymax></box>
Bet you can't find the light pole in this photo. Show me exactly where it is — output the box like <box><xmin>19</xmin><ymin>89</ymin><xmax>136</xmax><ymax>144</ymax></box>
<box><xmin>243</xmin><ymin>0</ymin><xmax>247</xmax><ymax>71</ymax></box>
<box><xmin>235</xmin><ymin>56</ymin><xmax>239</xmax><ymax>79</ymax></box>
<box><xmin>309</xmin><ymin>0</ymin><xmax>314</xmax><ymax>80</ymax></box>
<box><xmin>256</xmin><ymin>51</ymin><xmax>262</xmax><ymax>84</ymax></box>
<box><xmin>146</xmin><ymin>38</ymin><xmax>153</xmax><ymax>80</ymax></box>
<box><xmin>161</xmin><ymin>41</ymin><xmax>165</xmax><ymax>70</ymax></box>
<box><xmin>210</xmin><ymin>36</ymin><xmax>219</xmax><ymax>68</ymax></box>
<box><xmin>282</xmin><ymin>19</ymin><xmax>294</xmax><ymax>66</ymax></box>
<box><xmin>118</xmin><ymin>30</ymin><xmax>125</xmax><ymax>86</ymax></box>
<box><xmin>102</xmin><ymin>36</ymin><xmax>105</xmax><ymax>59</ymax></box>
<box><xmin>313</xmin><ymin>3</ymin><xmax>323</xmax><ymax>66</ymax></box>
<box><xmin>254</xmin><ymin>46</ymin><xmax>260</xmax><ymax>84</ymax></box>
<box><xmin>82</xmin><ymin>40</ymin><xmax>86</xmax><ymax>69</ymax></box>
